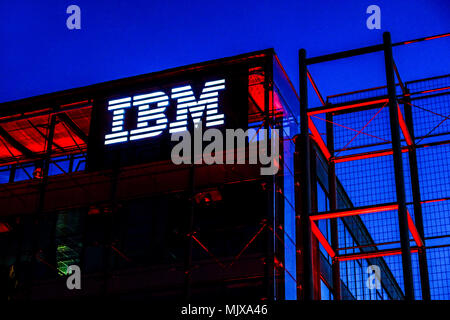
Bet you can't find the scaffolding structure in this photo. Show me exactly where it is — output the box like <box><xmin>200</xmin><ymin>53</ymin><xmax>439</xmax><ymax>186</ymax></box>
<box><xmin>298</xmin><ymin>31</ymin><xmax>450</xmax><ymax>300</ymax></box>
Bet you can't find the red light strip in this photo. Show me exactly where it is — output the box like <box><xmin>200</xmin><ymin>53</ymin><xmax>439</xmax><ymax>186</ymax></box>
<box><xmin>111</xmin><ymin>244</ymin><xmax>132</xmax><ymax>263</ymax></box>
<box><xmin>229</xmin><ymin>223</ymin><xmax>266</xmax><ymax>267</ymax></box>
<box><xmin>421</xmin><ymin>198</ymin><xmax>449</xmax><ymax>204</ymax></box>
<box><xmin>416</xmin><ymin>86</ymin><xmax>450</xmax><ymax>95</ymax></box>
<box><xmin>333</xmin><ymin>147</ymin><xmax>409</xmax><ymax>163</ymax></box>
<box><xmin>337</xmin><ymin>247</ymin><xmax>419</xmax><ymax>262</ymax></box>
<box><xmin>397</xmin><ymin>103</ymin><xmax>413</xmax><ymax>146</ymax></box>
<box><xmin>336</xmin><ymin>103</ymin><xmax>387</xmax><ymax>156</ymax></box>
<box><xmin>311</xmin><ymin>115</ymin><xmax>389</xmax><ymax>142</ymax></box>
<box><xmin>192</xmin><ymin>234</ymin><xmax>226</xmax><ymax>269</ymax></box>
<box><xmin>60</xmin><ymin>100</ymin><xmax>90</xmax><ymax>108</ymax></box>
<box><xmin>310</xmin><ymin>221</ymin><xmax>336</xmax><ymax>258</ymax></box>
<box><xmin>310</xmin><ymin>203</ymin><xmax>399</xmax><ymax>221</ymax></box>
<box><xmin>406</xmin><ymin>209</ymin><xmax>424</xmax><ymax>248</ymax></box>
<box><xmin>308</xmin><ymin>98</ymin><xmax>389</xmax><ymax>116</ymax></box>
<box><xmin>308</xmin><ymin>116</ymin><xmax>331</xmax><ymax>160</ymax></box>
<box><xmin>398</xmin><ymin>32</ymin><xmax>450</xmax><ymax>45</ymax></box>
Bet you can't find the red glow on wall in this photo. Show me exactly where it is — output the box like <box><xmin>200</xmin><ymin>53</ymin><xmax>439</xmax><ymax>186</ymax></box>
<box><xmin>0</xmin><ymin>222</ymin><xmax>10</xmax><ymax>233</ymax></box>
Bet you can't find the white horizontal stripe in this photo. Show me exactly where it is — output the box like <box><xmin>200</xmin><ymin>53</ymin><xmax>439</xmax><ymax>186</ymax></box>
<box><xmin>191</xmin><ymin>112</ymin><xmax>203</xmax><ymax>118</ymax></box>
<box><xmin>156</xmin><ymin>118</ymin><xmax>168</xmax><ymax>124</ymax></box>
<box><xmin>112</xmin><ymin>121</ymin><xmax>123</xmax><ymax>126</ymax></box>
<box><xmin>105</xmin><ymin>137</ymin><xmax>128</xmax><ymax>145</ymax></box>
<box><xmin>177</xmin><ymin>96</ymin><xmax>196</xmax><ymax>103</ymax></box>
<box><xmin>189</xmin><ymin>106</ymin><xmax>205</xmax><ymax>113</ymax></box>
<box><xmin>206</xmin><ymin>114</ymin><xmax>224</xmax><ymax>121</ymax></box>
<box><xmin>177</xmin><ymin>102</ymin><xmax>197</xmax><ymax>108</ymax></box>
<box><xmin>207</xmin><ymin>103</ymin><xmax>218</xmax><ymax>109</ymax></box>
<box><xmin>172</xmin><ymin>85</ymin><xmax>191</xmax><ymax>93</ymax></box>
<box><xmin>113</xmin><ymin>115</ymin><xmax>124</xmax><ymax>121</ymax></box>
<box><xmin>196</xmin><ymin>98</ymin><xmax>217</xmax><ymax>105</ymax></box>
<box><xmin>138</xmin><ymin>107</ymin><xmax>166</xmax><ymax>116</ymax></box>
<box><xmin>207</xmin><ymin>109</ymin><xmax>218</xmax><ymax>115</ymax></box>
<box><xmin>171</xmin><ymin>91</ymin><xmax>194</xmax><ymax>99</ymax></box>
<box><xmin>105</xmin><ymin>131</ymin><xmax>128</xmax><ymax>139</ymax></box>
<box><xmin>202</xmin><ymin>85</ymin><xmax>225</xmax><ymax>92</ymax></box>
<box><xmin>205</xmin><ymin>79</ymin><xmax>225</xmax><ymax>87</ymax></box>
<box><xmin>130</xmin><ymin>131</ymin><xmax>162</xmax><ymax>140</ymax></box>
<box><xmin>113</xmin><ymin>109</ymin><xmax>125</xmax><ymax>115</ymax></box>
<box><xmin>112</xmin><ymin>126</ymin><xmax>123</xmax><ymax>132</ymax></box>
<box><xmin>170</xmin><ymin>121</ymin><xmax>187</xmax><ymax>127</ymax></box>
<box><xmin>134</xmin><ymin>91</ymin><xmax>165</xmax><ymax>100</ymax></box>
<box><xmin>206</xmin><ymin>120</ymin><xmax>224</xmax><ymax>127</ymax></box>
<box><xmin>109</xmin><ymin>97</ymin><xmax>131</xmax><ymax>105</ymax></box>
<box><xmin>169</xmin><ymin>127</ymin><xmax>187</xmax><ymax>134</ymax></box>
<box><xmin>130</xmin><ymin>124</ymin><xmax>167</xmax><ymax>134</ymax></box>
<box><xmin>108</xmin><ymin>102</ymin><xmax>131</xmax><ymax>110</ymax></box>
<box><xmin>177</xmin><ymin>115</ymin><xmax>188</xmax><ymax>120</ymax></box>
<box><xmin>200</xmin><ymin>92</ymin><xmax>218</xmax><ymax>99</ymax></box>
<box><xmin>138</xmin><ymin>114</ymin><xmax>166</xmax><ymax>121</ymax></box>
<box><xmin>137</xmin><ymin>122</ymin><xmax>148</xmax><ymax>128</ymax></box>
<box><xmin>133</xmin><ymin>96</ymin><xmax>169</xmax><ymax>106</ymax></box>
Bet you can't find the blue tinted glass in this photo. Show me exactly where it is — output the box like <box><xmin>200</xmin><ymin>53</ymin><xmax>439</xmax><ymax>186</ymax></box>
<box><xmin>0</xmin><ymin>167</ymin><xmax>10</xmax><ymax>183</ymax></box>
<box><xmin>321</xmin><ymin>281</ymin><xmax>331</xmax><ymax>300</ymax></box>
<box><xmin>14</xmin><ymin>165</ymin><xmax>34</xmax><ymax>182</ymax></box>
<box><xmin>73</xmin><ymin>156</ymin><xmax>86</xmax><ymax>172</ymax></box>
<box><xmin>49</xmin><ymin>157</ymin><xmax>70</xmax><ymax>176</ymax></box>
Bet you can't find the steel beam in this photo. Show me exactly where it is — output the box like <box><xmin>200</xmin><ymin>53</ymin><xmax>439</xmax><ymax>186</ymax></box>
<box><xmin>404</xmin><ymin>88</ymin><xmax>431</xmax><ymax>300</ymax></box>
<box><xmin>384</xmin><ymin>31</ymin><xmax>415</xmax><ymax>300</ymax></box>
<box><xmin>338</xmin><ymin>247</ymin><xmax>419</xmax><ymax>262</ymax></box>
<box><xmin>58</xmin><ymin>112</ymin><xmax>88</xmax><ymax>143</ymax></box>
<box><xmin>0</xmin><ymin>126</ymin><xmax>34</xmax><ymax>158</ymax></box>
<box><xmin>327</xmin><ymin>112</ymin><xmax>341</xmax><ymax>300</ymax></box>
<box><xmin>296</xmin><ymin>49</ymin><xmax>314</xmax><ymax>300</ymax></box>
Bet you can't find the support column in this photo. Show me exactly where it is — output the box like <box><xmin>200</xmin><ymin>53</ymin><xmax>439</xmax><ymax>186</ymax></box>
<box><xmin>404</xmin><ymin>88</ymin><xmax>431</xmax><ymax>300</ymax></box>
<box><xmin>295</xmin><ymin>49</ymin><xmax>314</xmax><ymax>300</ymax></box>
<box><xmin>326</xmin><ymin>112</ymin><xmax>341</xmax><ymax>300</ymax></box>
<box><xmin>383</xmin><ymin>32</ymin><xmax>415</xmax><ymax>300</ymax></box>
<box><xmin>28</xmin><ymin>113</ymin><xmax>57</xmax><ymax>299</ymax></box>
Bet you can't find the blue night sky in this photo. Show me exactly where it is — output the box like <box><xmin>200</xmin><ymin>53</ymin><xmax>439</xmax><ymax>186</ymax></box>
<box><xmin>0</xmin><ymin>0</ymin><xmax>449</xmax><ymax>105</ymax></box>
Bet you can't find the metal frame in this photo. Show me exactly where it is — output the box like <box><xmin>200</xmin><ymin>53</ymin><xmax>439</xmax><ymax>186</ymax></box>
<box><xmin>297</xmin><ymin>31</ymin><xmax>450</xmax><ymax>300</ymax></box>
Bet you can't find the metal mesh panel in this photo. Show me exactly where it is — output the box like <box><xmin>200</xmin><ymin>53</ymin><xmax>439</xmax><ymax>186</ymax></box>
<box><xmin>318</xmin><ymin>74</ymin><xmax>450</xmax><ymax>300</ymax></box>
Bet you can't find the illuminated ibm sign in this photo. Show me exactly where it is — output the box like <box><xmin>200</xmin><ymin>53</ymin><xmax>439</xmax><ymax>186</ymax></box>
<box><xmin>104</xmin><ymin>79</ymin><xmax>226</xmax><ymax>145</ymax></box>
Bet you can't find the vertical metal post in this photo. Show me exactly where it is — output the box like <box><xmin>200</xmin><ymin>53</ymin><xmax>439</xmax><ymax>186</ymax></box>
<box><xmin>184</xmin><ymin>120</ymin><xmax>196</xmax><ymax>300</ymax></box>
<box><xmin>295</xmin><ymin>49</ymin><xmax>314</xmax><ymax>300</ymax></box>
<box><xmin>184</xmin><ymin>165</ymin><xmax>195</xmax><ymax>300</ymax></box>
<box><xmin>103</xmin><ymin>150</ymin><xmax>120</xmax><ymax>296</ymax></box>
<box><xmin>28</xmin><ymin>113</ymin><xmax>57</xmax><ymax>299</ymax></box>
<box><xmin>326</xmin><ymin>112</ymin><xmax>341</xmax><ymax>300</ymax></box>
<box><xmin>404</xmin><ymin>88</ymin><xmax>431</xmax><ymax>300</ymax></box>
<box><xmin>309</xmin><ymin>145</ymin><xmax>321</xmax><ymax>300</ymax></box>
<box><xmin>263</xmin><ymin>57</ymin><xmax>275</xmax><ymax>301</ymax></box>
<box><xmin>383</xmin><ymin>32</ymin><xmax>415</xmax><ymax>300</ymax></box>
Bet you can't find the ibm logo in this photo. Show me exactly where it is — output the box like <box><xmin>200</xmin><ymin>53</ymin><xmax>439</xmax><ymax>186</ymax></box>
<box><xmin>105</xmin><ymin>79</ymin><xmax>226</xmax><ymax>145</ymax></box>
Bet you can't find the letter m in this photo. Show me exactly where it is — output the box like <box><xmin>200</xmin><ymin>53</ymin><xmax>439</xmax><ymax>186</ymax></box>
<box><xmin>169</xmin><ymin>79</ymin><xmax>226</xmax><ymax>134</ymax></box>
